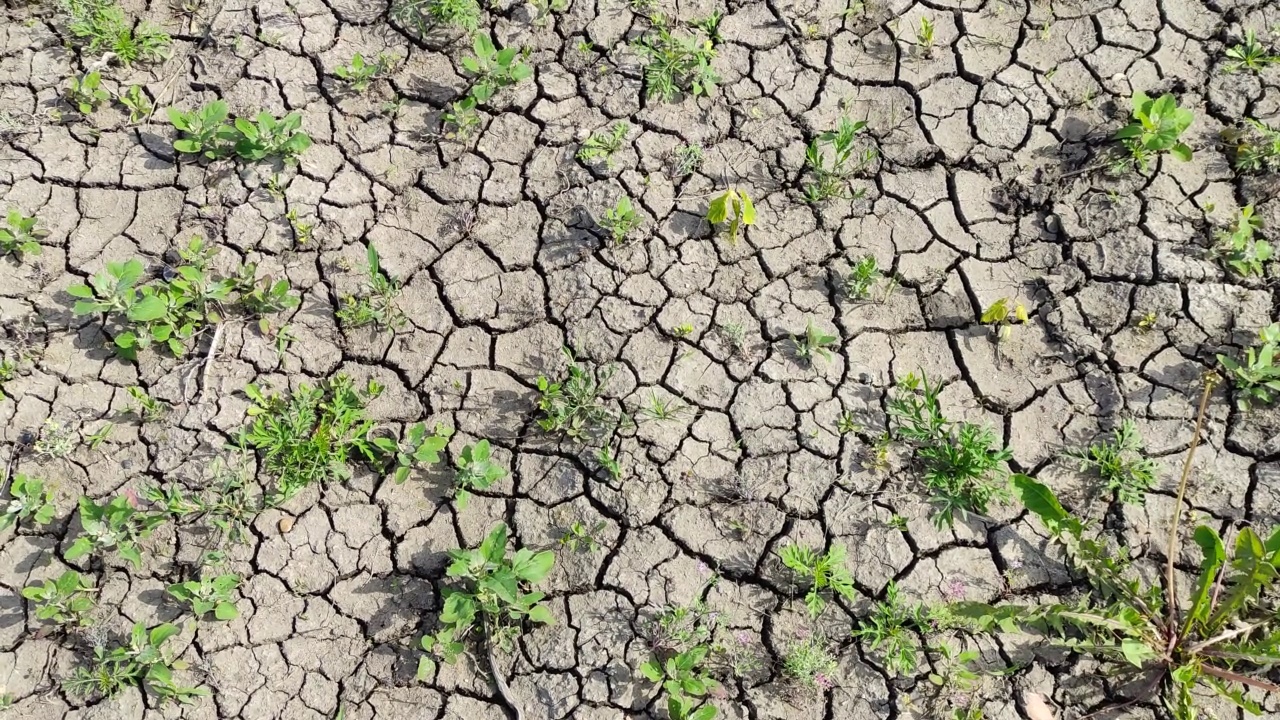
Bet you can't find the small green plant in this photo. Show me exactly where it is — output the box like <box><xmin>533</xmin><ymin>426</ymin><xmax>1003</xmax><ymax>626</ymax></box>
<box><xmin>852</xmin><ymin>582</ymin><xmax>933</xmax><ymax>676</ymax></box>
<box><xmin>780</xmin><ymin>544</ymin><xmax>856</xmax><ymax>617</ymax></box>
<box><xmin>442</xmin><ymin>96</ymin><xmax>482</xmax><ymax>140</ymax></box>
<box><xmin>639</xmin><ymin>646</ymin><xmax>719</xmax><ymax>720</ymax></box>
<box><xmin>1114</xmin><ymin>91</ymin><xmax>1194</xmax><ymax>173</ymax></box>
<box><xmin>334</xmin><ymin>52</ymin><xmax>398</xmax><ymax>91</ymax></box>
<box><xmin>577</xmin><ymin>122</ymin><xmax>629</xmax><ymax>167</ymax></box>
<box><xmin>66</xmin><ymin>495</ymin><xmax>168</xmax><ymax>569</ymax></box>
<box><xmin>782</xmin><ymin>633</ymin><xmax>838</xmax><ymax>693</ymax></box>
<box><xmin>692</xmin><ymin>10</ymin><xmax>723</xmax><ymax>45</ymax></box>
<box><xmin>22</xmin><ymin>570</ymin><xmax>97</xmax><ymax>628</ymax></box>
<box><xmin>914</xmin><ymin>16</ymin><xmax>936</xmax><ymax>57</ymax></box>
<box><xmin>33</xmin><ymin>419</ymin><xmax>77</xmax><ymax>460</ymax></box>
<box><xmin>595</xmin><ymin>446</ymin><xmax>622</xmax><ymax>481</ymax></box>
<box><xmin>642</xmin><ymin>594</ymin><xmax>718</xmax><ymax>655</ymax></box>
<box><xmin>68</xmin><ymin>240</ymin><xmax>299</xmax><ymax>360</ymax></box>
<box><xmin>837</xmin><ymin>411</ymin><xmax>859</xmax><ymax>435</ymax></box>
<box><xmin>115</xmin><ymin>84</ymin><xmax>152</xmax><ymax>123</ymax></box>
<box><xmin>240</xmin><ymin>375</ymin><xmax>449</xmax><ymax>500</ymax></box>
<box><xmin>64</xmin><ymin>622</ymin><xmax>206</xmax><ymax>703</ymax></box>
<box><xmin>1224</xmin><ymin>29</ymin><xmax>1279</xmax><ymax>73</ymax></box>
<box><xmin>422</xmin><ymin>0</ymin><xmax>482</xmax><ymax>31</ymax></box>
<box><xmin>463</xmin><ymin>34</ymin><xmax>533</xmax><ymax>104</ymax></box>
<box><xmin>285</xmin><ymin>208</ymin><xmax>315</xmax><ymax>244</ymax></box>
<box><xmin>599</xmin><ymin>196</ymin><xmax>640</xmax><ymax>244</ymax></box>
<box><xmin>65</xmin><ymin>71</ymin><xmax>108</xmax><ymax>115</ymax></box>
<box><xmin>0</xmin><ymin>208</ymin><xmax>45</xmax><ymax>259</ymax></box>
<box><xmin>59</xmin><ymin>0</ymin><xmax>171</xmax><ymax>66</ymax></box>
<box><xmin>417</xmin><ymin>523</ymin><xmax>555</xmax><ymax>680</ymax></box>
<box><xmin>233</xmin><ymin>111</ymin><xmax>313</xmax><ymax>163</ymax></box>
<box><xmin>672</xmin><ymin>143</ymin><xmax>704</xmax><ymax>176</ymax></box>
<box><xmin>792</xmin><ymin>319</ymin><xmax>838</xmax><ymax>364</ymax></box>
<box><xmin>633</xmin><ymin>18</ymin><xmax>720</xmax><ymax>102</ymax></box>
<box><xmin>453</xmin><ymin>439</ymin><xmax>505</xmax><ymax>509</ymax></box>
<box><xmin>2</xmin><ymin>474</ymin><xmax>56</xmax><ymax>530</ymax></box>
<box><xmin>167</xmin><ymin>101</ymin><xmax>238</xmax><ymax>160</ymax></box>
<box><xmin>887</xmin><ymin>372</ymin><xmax>1012</xmax><ymax>526</ymax></box>
<box><xmin>672</xmin><ymin>323</ymin><xmax>694</xmax><ymax>338</ymax></box>
<box><xmin>1213</xmin><ymin>205</ymin><xmax>1271</xmax><ymax>277</ymax></box>
<box><xmin>979</xmin><ymin>297</ymin><xmax>1029</xmax><ymax>342</ymax></box>
<box><xmin>528</xmin><ymin>0</ymin><xmax>568</xmax><ymax>25</ymax></box>
<box><xmin>126</xmin><ymin>386</ymin><xmax>169</xmax><ymax>423</ymax></box>
<box><xmin>559</xmin><ymin>520</ymin><xmax>604</xmax><ymax>552</ymax></box>
<box><xmin>705</xmin><ymin>187</ymin><xmax>756</xmax><ymax>244</ymax></box>
<box><xmin>803</xmin><ymin>117</ymin><xmax>876</xmax><ymax>203</ymax></box>
<box><xmin>1218</xmin><ymin>322</ymin><xmax>1280</xmax><ymax>411</ymax></box>
<box><xmin>536</xmin><ymin>348</ymin><xmax>623</xmax><ymax>444</ymax></box>
<box><xmin>1137</xmin><ymin>311</ymin><xmax>1159</xmax><ymax>333</ymax></box>
<box><xmin>336</xmin><ymin>245</ymin><xmax>406</xmax><ymax>332</ymax></box>
<box><xmin>167</xmin><ymin>575</ymin><xmax>240</xmax><ymax>620</ymax></box>
<box><xmin>638</xmin><ymin>392</ymin><xmax>687</xmax><ymax>422</ymax></box>
<box><xmin>1228</xmin><ymin>118</ymin><xmax>1280</xmax><ymax>174</ymax></box>
<box><xmin>957</xmin><ymin>388</ymin><xmax>1280</xmax><ymax>720</ymax></box>
<box><xmin>840</xmin><ymin>255</ymin><xmax>884</xmax><ymax>301</ymax></box>
<box><xmin>1069</xmin><ymin>418</ymin><xmax>1156</xmax><ymax>505</ymax></box>
<box><xmin>924</xmin><ymin>643</ymin><xmax>992</xmax><ymax>720</ymax></box>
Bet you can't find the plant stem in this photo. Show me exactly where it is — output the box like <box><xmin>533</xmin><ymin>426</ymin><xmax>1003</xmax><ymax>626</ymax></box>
<box><xmin>1165</xmin><ymin>376</ymin><xmax>1216</xmax><ymax>648</ymax></box>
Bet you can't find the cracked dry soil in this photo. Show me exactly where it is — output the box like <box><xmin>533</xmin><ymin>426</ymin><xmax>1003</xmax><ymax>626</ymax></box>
<box><xmin>4</xmin><ymin>0</ymin><xmax>1280</xmax><ymax>719</ymax></box>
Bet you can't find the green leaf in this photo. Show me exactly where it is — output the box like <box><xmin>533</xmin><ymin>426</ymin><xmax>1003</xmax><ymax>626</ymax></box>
<box><xmin>67</xmin><ymin>283</ymin><xmax>95</xmax><ymax>299</ymax></box>
<box><xmin>1011</xmin><ymin>474</ymin><xmax>1076</xmax><ymax>536</ymax></box>
<box><xmin>1187</xmin><ymin>525</ymin><xmax>1225</xmax><ymax>629</ymax></box>
<box><xmin>1170</xmin><ymin>142</ymin><xmax>1193</xmax><ymax>162</ymax></box>
<box><xmin>119</xmin><ymin>545</ymin><xmax>144</xmax><ymax>569</ymax></box>
<box><xmin>1119</xmin><ymin>638</ymin><xmax>1156</xmax><ymax>667</ymax></box>
<box><xmin>416</xmin><ymin>656</ymin><xmax>436</xmax><ymax>682</ymax></box>
<box><xmin>128</xmin><ymin>295</ymin><xmax>168</xmax><ymax>322</ymax></box>
<box><xmin>65</xmin><ymin>537</ymin><xmax>95</xmax><ymax>561</ymax></box>
<box><xmin>214</xmin><ymin>602</ymin><xmax>239</xmax><ymax>620</ymax></box>
<box><xmin>149</xmin><ymin>623</ymin><xmax>180</xmax><ymax>647</ymax></box>
<box><xmin>639</xmin><ymin>660</ymin><xmax>664</xmax><ymax>682</ymax></box>
<box><xmin>526</xmin><ymin>603</ymin><xmax>554</xmax><ymax>624</ymax></box>
<box><xmin>706</xmin><ymin>194</ymin><xmax>728</xmax><ymax>225</ymax></box>
<box><xmin>514</xmin><ymin>550</ymin><xmax>554</xmax><ymax>582</ymax></box>
<box><xmin>739</xmin><ymin>192</ymin><xmax>756</xmax><ymax>225</ymax></box>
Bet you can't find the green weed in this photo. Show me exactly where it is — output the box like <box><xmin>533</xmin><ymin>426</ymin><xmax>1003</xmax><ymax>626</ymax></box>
<box><xmin>780</xmin><ymin>544</ymin><xmax>856</xmax><ymax>617</ymax></box>
<box><xmin>116</xmin><ymin>85</ymin><xmax>152</xmax><ymax>123</ymax></box>
<box><xmin>536</xmin><ymin>348</ymin><xmax>623</xmax><ymax>444</ymax></box>
<box><xmin>803</xmin><ymin>117</ymin><xmax>875</xmax><ymax>203</ymax></box>
<box><xmin>1224</xmin><ymin>29</ymin><xmax>1279</xmax><ymax>73</ymax></box>
<box><xmin>782</xmin><ymin>634</ymin><xmax>838</xmax><ymax>693</ymax></box>
<box><xmin>1</xmin><ymin>474</ymin><xmax>55</xmax><ymax>530</ymax></box>
<box><xmin>65</xmin><ymin>71</ymin><xmax>108</xmax><ymax>115</ymax></box>
<box><xmin>64</xmin><ymin>623</ymin><xmax>206</xmax><ymax>703</ymax></box>
<box><xmin>852</xmin><ymin>582</ymin><xmax>935</xmax><ymax>676</ymax></box>
<box><xmin>1213</xmin><ymin>205</ymin><xmax>1271</xmax><ymax>277</ymax></box>
<box><xmin>1227</xmin><ymin>118</ymin><xmax>1280</xmax><ymax>174</ymax></box>
<box><xmin>59</xmin><ymin>0</ymin><xmax>170</xmax><ymax>66</ymax></box>
<box><xmin>333</xmin><ymin>52</ymin><xmax>399</xmax><ymax>91</ymax></box>
<box><xmin>577</xmin><ymin>122</ymin><xmax>630</xmax><ymax>168</ymax></box>
<box><xmin>65</xmin><ymin>495</ymin><xmax>167</xmax><ymax>569</ymax></box>
<box><xmin>336</xmin><ymin>245</ymin><xmax>406</xmax><ymax>332</ymax></box>
<box><xmin>599</xmin><ymin>196</ymin><xmax>639</xmax><ymax>244</ymax></box>
<box><xmin>705</xmin><ymin>187</ymin><xmax>755</xmax><ymax>244</ymax></box>
<box><xmin>1068</xmin><ymin>418</ymin><xmax>1156</xmax><ymax>505</ymax></box>
<box><xmin>792</xmin><ymin>318</ymin><xmax>838</xmax><ymax>364</ymax></box>
<box><xmin>633</xmin><ymin>18</ymin><xmax>720</xmax><ymax>102</ymax></box>
<box><xmin>1114</xmin><ymin>92</ymin><xmax>1194</xmax><ymax>173</ymax></box>
<box><xmin>1218</xmin><ymin>322</ymin><xmax>1280</xmax><ymax>411</ymax></box>
<box><xmin>168</xmin><ymin>101</ymin><xmax>312</xmax><ymax>164</ymax></box>
<box><xmin>22</xmin><ymin>570</ymin><xmax>97</xmax><ymax>628</ymax></box>
<box><xmin>0</xmin><ymin>208</ymin><xmax>45</xmax><ymax>259</ymax></box>
<box><xmin>453</xmin><ymin>439</ymin><xmax>505</xmax><ymax>509</ymax></box>
<box><xmin>167</xmin><ymin>575</ymin><xmax>240</xmax><ymax>620</ymax></box>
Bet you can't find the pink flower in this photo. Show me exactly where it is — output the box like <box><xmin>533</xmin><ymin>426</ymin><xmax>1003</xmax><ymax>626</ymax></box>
<box><xmin>814</xmin><ymin>673</ymin><xmax>833</xmax><ymax>690</ymax></box>
<box><xmin>942</xmin><ymin>578</ymin><xmax>967</xmax><ymax>601</ymax></box>
<box><xmin>735</xmin><ymin>631</ymin><xmax>752</xmax><ymax>645</ymax></box>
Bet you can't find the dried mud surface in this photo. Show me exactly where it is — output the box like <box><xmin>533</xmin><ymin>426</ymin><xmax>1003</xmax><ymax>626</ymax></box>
<box><xmin>3</xmin><ymin>0</ymin><xmax>1280</xmax><ymax>719</ymax></box>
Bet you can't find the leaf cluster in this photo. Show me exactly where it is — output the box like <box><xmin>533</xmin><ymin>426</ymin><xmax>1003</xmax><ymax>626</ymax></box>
<box><xmin>979</xmin><ymin>297</ymin><xmax>1029</xmax><ymax>341</ymax></box>
<box><xmin>59</xmin><ymin>0</ymin><xmax>170</xmax><ymax>66</ymax></box>
<box><xmin>1068</xmin><ymin>418</ymin><xmax>1156</xmax><ymax>505</ymax></box>
<box><xmin>639</xmin><ymin>646</ymin><xmax>719</xmax><ymax>720</ymax></box>
<box><xmin>1227</xmin><ymin>118</ymin><xmax>1280</xmax><ymax>174</ymax></box>
<box><xmin>852</xmin><ymin>582</ymin><xmax>935</xmax><ymax>676</ymax></box>
<box><xmin>64</xmin><ymin>623</ymin><xmax>206</xmax><ymax>704</ymax></box>
<box><xmin>633</xmin><ymin>18</ymin><xmax>720</xmax><ymax>102</ymax></box>
<box><xmin>804</xmin><ymin>117</ymin><xmax>876</xmax><ymax>203</ymax></box>
<box><xmin>536</xmin><ymin>348</ymin><xmax>624</xmax><ymax>445</ymax></box>
<box><xmin>706</xmin><ymin>188</ymin><xmax>755</xmax><ymax>244</ymax></box>
<box><xmin>887</xmin><ymin>371</ymin><xmax>1012</xmax><ymax>526</ymax></box>
<box><xmin>780</xmin><ymin>544</ymin><xmax>856</xmax><ymax>617</ymax></box>
<box><xmin>792</xmin><ymin>318</ymin><xmax>838</xmax><ymax>364</ymax></box>
<box><xmin>577</xmin><ymin>123</ymin><xmax>630</xmax><ymax>168</ymax></box>
<box><xmin>0</xmin><ymin>208</ymin><xmax>45</xmax><ymax>260</ymax></box>
<box><xmin>599</xmin><ymin>196</ymin><xmax>639</xmax><ymax>244</ymax></box>
<box><xmin>68</xmin><ymin>239</ymin><xmax>300</xmax><ymax>360</ymax></box>
<box><xmin>1213</xmin><ymin>204</ymin><xmax>1271</xmax><ymax>277</ymax></box>
<box><xmin>418</xmin><ymin>523</ymin><xmax>554</xmax><ymax>678</ymax></box>
<box><xmin>1</xmin><ymin>473</ymin><xmax>55</xmax><ymax>530</ymax></box>
<box><xmin>22</xmin><ymin>570</ymin><xmax>96</xmax><ymax>627</ymax></box>
<box><xmin>1113</xmin><ymin>91</ymin><xmax>1194</xmax><ymax>172</ymax></box>
<box><xmin>453</xmin><ymin>439</ymin><xmax>505</xmax><ymax>509</ymax></box>
<box><xmin>65</xmin><ymin>71</ymin><xmax>108</xmax><ymax>115</ymax></box>
<box><xmin>66</xmin><ymin>495</ymin><xmax>167</xmax><ymax>569</ymax></box>
<box><xmin>1224</xmin><ymin>30</ymin><xmax>1279</xmax><ymax>74</ymax></box>
<box><xmin>336</xmin><ymin>245</ymin><xmax>406</xmax><ymax>332</ymax></box>
<box><xmin>1219</xmin><ymin>322</ymin><xmax>1280</xmax><ymax>411</ymax></box>
<box><xmin>334</xmin><ymin>52</ymin><xmax>399</xmax><ymax>92</ymax></box>
<box><xmin>444</xmin><ymin>34</ymin><xmax>533</xmax><ymax>139</ymax></box>
<box><xmin>167</xmin><ymin>575</ymin><xmax>240</xmax><ymax>620</ymax></box>
<box><xmin>168</xmin><ymin>101</ymin><xmax>312</xmax><ymax>163</ymax></box>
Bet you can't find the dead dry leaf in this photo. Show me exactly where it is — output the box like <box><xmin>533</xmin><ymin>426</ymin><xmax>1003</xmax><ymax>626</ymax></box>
<box><xmin>1025</xmin><ymin>692</ymin><xmax>1056</xmax><ymax>720</ymax></box>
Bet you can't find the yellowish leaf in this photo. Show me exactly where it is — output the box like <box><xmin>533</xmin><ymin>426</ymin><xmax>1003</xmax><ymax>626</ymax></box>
<box><xmin>1024</xmin><ymin>692</ymin><xmax>1056</xmax><ymax>720</ymax></box>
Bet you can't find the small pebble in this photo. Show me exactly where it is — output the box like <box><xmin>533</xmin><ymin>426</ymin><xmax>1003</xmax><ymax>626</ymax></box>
<box><xmin>1044</xmin><ymin>213</ymin><xmax>1060</xmax><ymax>233</ymax></box>
<box><xmin>858</xmin><ymin>372</ymin><xmax>873</xmax><ymax>384</ymax></box>
<box><xmin>278</xmin><ymin>516</ymin><xmax>295</xmax><ymax>533</ymax></box>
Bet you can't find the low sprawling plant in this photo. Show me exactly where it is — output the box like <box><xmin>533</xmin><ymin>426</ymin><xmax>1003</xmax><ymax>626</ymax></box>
<box><xmin>240</xmin><ymin>375</ymin><xmax>449</xmax><ymax>500</ymax></box>
<box><xmin>58</xmin><ymin>0</ymin><xmax>171</xmax><ymax>66</ymax></box>
<box><xmin>333</xmin><ymin>52</ymin><xmax>398</xmax><ymax>91</ymax></box>
<box><xmin>1</xmin><ymin>473</ymin><xmax>55</xmax><ymax>530</ymax></box>
<box><xmin>65</xmin><ymin>71</ymin><xmax>108</xmax><ymax>115</ymax></box>
<box><xmin>1218</xmin><ymin>322</ymin><xmax>1280</xmax><ymax>411</ymax></box>
<box><xmin>536</xmin><ymin>348</ymin><xmax>623</xmax><ymax>444</ymax></box>
<box><xmin>417</xmin><ymin>523</ymin><xmax>554</xmax><ymax>678</ymax></box>
<box><xmin>781</xmin><ymin>544</ymin><xmax>856</xmax><ymax>616</ymax></box>
<box><xmin>169</xmin><ymin>101</ymin><xmax>312</xmax><ymax>164</ymax></box>
<box><xmin>804</xmin><ymin>117</ymin><xmax>876</xmax><ymax>203</ymax></box>
<box><xmin>958</xmin><ymin>381</ymin><xmax>1280</xmax><ymax>720</ymax></box>
<box><xmin>126</xmin><ymin>385</ymin><xmax>169</xmax><ymax>423</ymax></box>
<box><xmin>1213</xmin><ymin>205</ymin><xmax>1271</xmax><ymax>277</ymax></box>
<box><xmin>66</xmin><ymin>495</ymin><xmax>168</xmax><ymax>569</ymax></box>
<box><xmin>22</xmin><ymin>570</ymin><xmax>97</xmax><ymax>628</ymax></box>
<box><xmin>1228</xmin><ymin>118</ymin><xmax>1280</xmax><ymax>174</ymax></box>
<box><xmin>672</xmin><ymin>143</ymin><xmax>704</xmax><ymax>176</ymax></box>
<box><xmin>0</xmin><ymin>208</ymin><xmax>45</xmax><ymax>259</ymax></box>
<box><xmin>1113</xmin><ymin>91</ymin><xmax>1194</xmax><ymax>173</ymax></box>
<box><xmin>393</xmin><ymin>0</ymin><xmax>482</xmax><ymax>32</ymax></box>
<box><xmin>838</xmin><ymin>255</ymin><xmax>886</xmax><ymax>301</ymax></box>
<box><xmin>64</xmin><ymin>623</ymin><xmax>206</xmax><ymax>703</ymax></box>
<box><xmin>783</xmin><ymin>633</ymin><xmax>839</xmax><ymax>693</ymax></box>
<box><xmin>791</xmin><ymin>318</ymin><xmax>839</xmax><ymax>364</ymax></box>
<box><xmin>888</xmin><ymin>371</ymin><xmax>1012</xmax><ymax>526</ymax></box>
<box><xmin>1224</xmin><ymin>29</ymin><xmax>1279</xmax><ymax>73</ymax></box>
<box><xmin>706</xmin><ymin>187</ymin><xmax>755</xmax><ymax>244</ymax></box>
<box><xmin>559</xmin><ymin>520</ymin><xmax>605</xmax><ymax>552</ymax></box>
<box><xmin>599</xmin><ymin>196</ymin><xmax>639</xmax><ymax>244</ymax></box>
<box><xmin>633</xmin><ymin>17</ymin><xmax>719</xmax><ymax>102</ymax></box>
<box><xmin>116</xmin><ymin>84</ymin><xmax>152</xmax><ymax>123</ymax></box>
<box><xmin>453</xmin><ymin>439</ymin><xmax>505</xmax><ymax>509</ymax></box>
<box><xmin>68</xmin><ymin>238</ymin><xmax>300</xmax><ymax>360</ymax></box>
<box><xmin>336</xmin><ymin>245</ymin><xmax>406</xmax><ymax>332</ymax></box>
<box><xmin>1068</xmin><ymin>418</ymin><xmax>1156</xmax><ymax>505</ymax></box>
<box><xmin>639</xmin><ymin>645</ymin><xmax>719</xmax><ymax>720</ymax></box>
<box><xmin>577</xmin><ymin>122</ymin><xmax>630</xmax><ymax>168</ymax></box>
<box><xmin>144</xmin><ymin>460</ymin><xmax>263</xmax><ymax>552</ymax></box>
<box><xmin>167</xmin><ymin>575</ymin><xmax>240</xmax><ymax>620</ymax></box>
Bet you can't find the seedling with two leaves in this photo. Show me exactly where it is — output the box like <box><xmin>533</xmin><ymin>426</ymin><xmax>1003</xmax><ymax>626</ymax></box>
<box><xmin>706</xmin><ymin>187</ymin><xmax>755</xmax><ymax>244</ymax></box>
